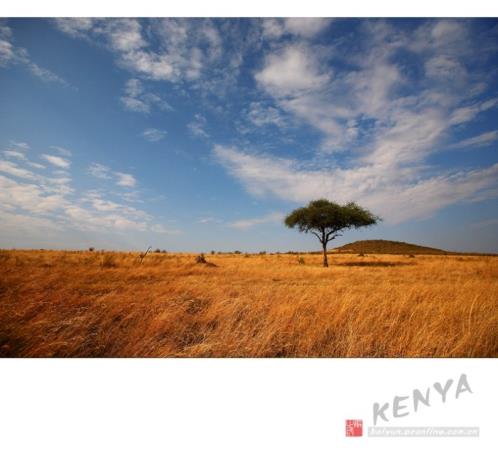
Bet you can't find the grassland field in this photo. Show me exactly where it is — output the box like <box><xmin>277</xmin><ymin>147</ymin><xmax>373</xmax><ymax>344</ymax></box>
<box><xmin>0</xmin><ymin>249</ymin><xmax>497</xmax><ymax>357</ymax></box>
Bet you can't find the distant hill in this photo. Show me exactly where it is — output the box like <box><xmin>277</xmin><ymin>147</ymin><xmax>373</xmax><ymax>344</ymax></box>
<box><xmin>333</xmin><ymin>239</ymin><xmax>447</xmax><ymax>255</ymax></box>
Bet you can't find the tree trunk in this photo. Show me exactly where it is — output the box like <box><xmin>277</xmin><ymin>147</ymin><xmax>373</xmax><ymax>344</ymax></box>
<box><xmin>322</xmin><ymin>242</ymin><xmax>329</xmax><ymax>267</ymax></box>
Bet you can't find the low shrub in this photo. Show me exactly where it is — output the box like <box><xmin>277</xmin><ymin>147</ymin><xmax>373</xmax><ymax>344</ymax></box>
<box><xmin>100</xmin><ymin>253</ymin><xmax>117</xmax><ymax>268</ymax></box>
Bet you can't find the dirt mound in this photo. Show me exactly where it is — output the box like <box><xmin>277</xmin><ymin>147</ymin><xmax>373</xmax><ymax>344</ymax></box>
<box><xmin>334</xmin><ymin>239</ymin><xmax>447</xmax><ymax>255</ymax></box>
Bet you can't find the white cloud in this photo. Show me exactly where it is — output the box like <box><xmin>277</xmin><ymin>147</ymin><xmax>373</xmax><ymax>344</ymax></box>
<box><xmin>89</xmin><ymin>163</ymin><xmax>138</xmax><ymax>188</ymax></box>
<box><xmin>0</xmin><ymin>172</ymin><xmax>69</xmax><ymax>216</ymax></box>
<box><xmin>2</xmin><ymin>150</ymin><xmax>26</xmax><ymax>161</ymax></box>
<box><xmin>230</xmin><ymin>212</ymin><xmax>284</xmax><ymax>230</ymax></box>
<box><xmin>41</xmin><ymin>154</ymin><xmax>71</xmax><ymax>169</ymax></box>
<box><xmin>88</xmin><ymin>163</ymin><xmax>111</xmax><ymax>179</ymax></box>
<box><xmin>448</xmin><ymin>130</ymin><xmax>498</xmax><ymax>150</ymax></box>
<box><xmin>0</xmin><ymin>158</ymin><xmax>171</xmax><ymax>235</ymax></box>
<box><xmin>262</xmin><ymin>18</ymin><xmax>331</xmax><ymax>39</ymax></box>
<box><xmin>246</xmin><ymin>102</ymin><xmax>286</xmax><ymax>128</ymax></box>
<box><xmin>121</xmin><ymin>95</ymin><xmax>149</xmax><ymax>113</ymax></box>
<box><xmin>0</xmin><ymin>160</ymin><xmax>36</xmax><ymax>180</ymax></box>
<box><xmin>425</xmin><ymin>55</ymin><xmax>466</xmax><ymax>81</ymax></box>
<box><xmin>10</xmin><ymin>141</ymin><xmax>29</xmax><ymax>150</ymax></box>
<box><xmin>1</xmin><ymin>21</ymin><xmax>68</xmax><ymax>86</ymax></box>
<box><xmin>365</xmin><ymin>108</ymin><xmax>447</xmax><ymax>166</ymax></box>
<box><xmin>120</xmin><ymin>78</ymin><xmax>172</xmax><ymax>113</ymax></box>
<box><xmin>0</xmin><ymin>39</ymin><xmax>15</xmax><ymax>66</ymax></box>
<box><xmin>27</xmin><ymin>162</ymin><xmax>45</xmax><ymax>169</ymax></box>
<box><xmin>50</xmin><ymin>145</ymin><xmax>72</xmax><ymax>157</ymax></box>
<box><xmin>52</xmin><ymin>18</ymin><xmax>94</xmax><ymax>38</ymax></box>
<box><xmin>114</xmin><ymin>172</ymin><xmax>137</xmax><ymax>188</ymax></box>
<box><xmin>0</xmin><ymin>211</ymin><xmax>62</xmax><ymax>238</ymax></box>
<box><xmin>102</xmin><ymin>18</ymin><xmax>146</xmax><ymax>53</ymax></box>
<box><xmin>254</xmin><ymin>43</ymin><xmax>357</xmax><ymax>149</ymax></box>
<box><xmin>196</xmin><ymin>216</ymin><xmax>222</xmax><ymax>224</ymax></box>
<box><xmin>449</xmin><ymin>98</ymin><xmax>498</xmax><ymax>126</ymax></box>
<box><xmin>28</xmin><ymin>62</ymin><xmax>67</xmax><ymax>85</ymax></box>
<box><xmin>255</xmin><ymin>45</ymin><xmax>330</xmax><ymax>96</ymax></box>
<box><xmin>56</xmin><ymin>18</ymin><xmax>225</xmax><ymax>84</ymax></box>
<box><xmin>188</xmin><ymin>114</ymin><xmax>209</xmax><ymax>139</ymax></box>
<box><xmin>252</xmin><ymin>18</ymin><xmax>498</xmax><ymax>168</ymax></box>
<box><xmin>284</xmin><ymin>18</ymin><xmax>331</xmax><ymax>38</ymax></box>
<box><xmin>142</xmin><ymin>128</ymin><xmax>167</xmax><ymax>142</ymax></box>
<box><xmin>214</xmin><ymin>144</ymin><xmax>498</xmax><ymax>224</ymax></box>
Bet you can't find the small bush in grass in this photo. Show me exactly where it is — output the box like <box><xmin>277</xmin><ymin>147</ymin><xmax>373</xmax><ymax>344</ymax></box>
<box><xmin>234</xmin><ymin>250</ymin><xmax>242</xmax><ymax>255</ymax></box>
<box><xmin>88</xmin><ymin>247</ymin><xmax>95</xmax><ymax>252</ymax></box>
<box><xmin>211</xmin><ymin>250</ymin><xmax>215</xmax><ymax>255</ymax></box>
<box><xmin>100</xmin><ymin>253</ymin><xmax>117</xmax><ymax>268</ymax></box>
<box><xmin>297</xmin><ymin>256</ymin><xmax>305</xmax><ymax>265</ymax></box>
<box><xmin>195</xmin><ymin>253</ymin><xmax>207</xmax><ymax>264</ymax></box>
<box><xmin>0</xmin><ymin>251</ymin><xmax>11</xmax><ymax>263</ymax></box>
<box><xmin>154</xmin><ymin>248</ymin><xmax>161</xmax><ymax>253</ymax></box>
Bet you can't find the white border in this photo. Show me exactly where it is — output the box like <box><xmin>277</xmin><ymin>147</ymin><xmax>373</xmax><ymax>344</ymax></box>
<box><xmin>0</xmin><ymin>359</ymin><xmax>496</xmax><ymax>455</ymax></box>
<box><xmin>0</xmin><ymin>0</ymin><xmax>497</xmax><ymax>17</ymax></box>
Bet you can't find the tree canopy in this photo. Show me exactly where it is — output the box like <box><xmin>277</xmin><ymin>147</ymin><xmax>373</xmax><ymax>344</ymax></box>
<box><xmin>284</xmin><ymin>199</ymin><xmax>380</xmax><ymax>267</ymax></box>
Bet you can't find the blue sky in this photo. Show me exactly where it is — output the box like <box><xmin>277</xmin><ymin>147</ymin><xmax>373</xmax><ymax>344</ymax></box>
<box><xmin>0</xmin><ymin>18</ymin><xmax>497</xmax><ymax>252</ymax></box>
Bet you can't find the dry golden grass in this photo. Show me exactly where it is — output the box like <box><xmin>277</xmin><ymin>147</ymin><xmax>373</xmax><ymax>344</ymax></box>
<box><xmin>0</xmin><ymin>249</ymin><xmax>497</xmax><ymax>357</ymax></box>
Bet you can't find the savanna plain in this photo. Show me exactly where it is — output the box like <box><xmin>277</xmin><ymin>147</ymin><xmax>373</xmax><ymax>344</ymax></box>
<box><xmin>0</xmin><ymin>248</ymin><xmax>497</xmax><ymax>357</ymax></box>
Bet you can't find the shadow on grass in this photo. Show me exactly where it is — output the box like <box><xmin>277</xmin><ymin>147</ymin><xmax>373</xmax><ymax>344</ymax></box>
<box><xmin>337</xmin><ymin>261</ymin><xmax>414</xmax><ymax>267</ymax></box>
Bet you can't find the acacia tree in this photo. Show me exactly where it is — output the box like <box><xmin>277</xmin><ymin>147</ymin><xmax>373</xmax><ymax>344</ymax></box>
<box><xmin>284</xmin><ymin>199</ymin><xmax>380</xmax><ymax>267</ymax></box>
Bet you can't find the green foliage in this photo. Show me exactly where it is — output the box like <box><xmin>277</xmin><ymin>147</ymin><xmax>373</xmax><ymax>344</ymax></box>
<box><xmin>284</xmin><ymin>199</ymin><xmax>380</xmax><ymax>234</ymax></box>
<box><xmin>285</xmin><ymin>199</ymin><xmax>380</xmax><ymax>267</ymax></box>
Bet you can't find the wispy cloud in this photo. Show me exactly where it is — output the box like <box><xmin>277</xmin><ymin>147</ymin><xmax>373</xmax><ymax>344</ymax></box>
<box><xmin>50</xmin><ymin>145</ymin><xmax>72</xmax><ymax>157</ymax></box>
<box><xmin>0</xmin><ymin>160</ymin><xmax>36</xmax><ymax>180</ymax></box>
<box><xmin>230</xmin><ymin>212</ymin><xmax>284</xmax><ymax>230</ymax></box>
<box><xmin>262</xmin><ymin>18</ymin><xmax>331</xmax><ymax>40</ymax></box>
<box><xmin>142</xmin><ymin>128</ymin><xmax>167</xmax><ymax>142</ymax></box>
<box><xmin>28</xmin><ymin>62</ymin><xmax>67</xmax><ymax>85</ymax></box>
<box><xmin>41</xmin><ymin>154</ymin><xmax>71</xmax><ymax>169</ymax></box>
<box><xmin>449</xmin><ymin>98</ymin><xmax>498</xmax><ymax>126</ymax></box>
<box><xmin>9</xmin><ymin>141</ymin><xmax>29</xmax><ymax>150</ymax></box>
<box><xmin>1</xmin><ymin>21</ymin><xmax>68</xmax><ymax>86</ymax></box>
<box><xmin>246</xmin><ymin>102</ymin><xmax>286</xmax><ymax>128</ymax></box>
<box><xmin>214</xmin><ymin>145</ymin><xmax>498</xmax><ymax>224</ymax></box>
<box><xmin>2</xmin><ymin>150</ymin><xmax>27</xmax><ymax>161</ymax></box>
<box><xmin>0</xmin><ymin>144</ymin><xmax>172</xmax><ymax>235</ymax></box>
<box><xmin>120</xmin><ymin>78</ymin><xmax>172</xmax><ymax>114</ymax></box>
<box><xmin>114</xmin><ymin>172</ymin><xmax>137</xmax><ymax>188</ymax></box>
<box><xmin>448</xmin><ymin>130</ymin><xmax>498</xmax><ymax>150</ymax></box>
<box><xmin>55</xmin><ymin>18</ymin><xmax>223</xmax><ymax>83</ymax></box>
<box><xmin>88</xmin><ymin>163</ymin><xmax>111</xmax><ymax>179</ymax></box>
<box><xmin>196</xmin><ymin>216</ymin><xmax>222</xmax><ymax>224</ymax></box>
<box><xmin>188</xmin><ymin>113</ymin><xmax>209</xmax><ymax>139</ymax></box>
<box><xmin>254</xmin><ymin>20</ymin><xmax>498</xmax><ymax>161</ymax></box>
<box><xmin>89</xmin><ymin>163</ymin><xmax>137</xmax><ymax>188</ymax></box>
<box><xmin>54</xmin><ymin>18</ymin><xmax>258</xmax><ymax>100</ymax></box>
